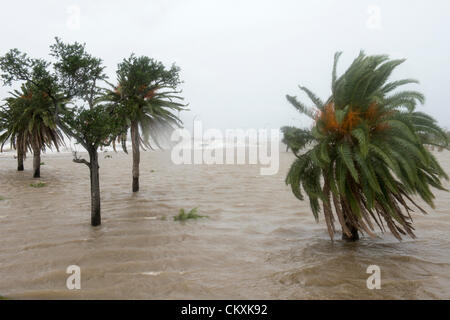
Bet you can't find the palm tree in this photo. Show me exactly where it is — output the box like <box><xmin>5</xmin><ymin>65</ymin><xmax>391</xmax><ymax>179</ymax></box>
<box><xmin>102</xmin><ymin>54</ymin><xmax>187</xmax><ymax>192</ymax></box>
<box><xmin>0</xmin><ymin>101</ymin><xmax>26</xmax><ymax>171</ymax></box>
<box><xmin>284</xmin><ymin>51</ymin><xmax>448</xmax><ymax>241</ymax></box>
<box><xmin>0</xmin><ymin>83</ymin><xmax>64</xmax><ymax>177</ymax></box>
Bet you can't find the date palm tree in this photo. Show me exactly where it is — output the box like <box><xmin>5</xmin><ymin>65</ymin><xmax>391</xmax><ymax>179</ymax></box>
<box><xmin>284</xmin><ymin>51</ymin><xmax>448</xmax><ymax>241</ymax></box>
<box><xmin>101</xmin><ymin>54</ymin><xmax>187</xmax><ymax>192</ymax></box>
<box><xmin>0</xmin><ymin>83</ymin><xmax>64</xmax><ymax>177</ymax></box>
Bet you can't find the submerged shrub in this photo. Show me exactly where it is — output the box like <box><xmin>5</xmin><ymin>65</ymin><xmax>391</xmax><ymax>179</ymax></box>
<box><xmin>30</xmin><ymin>182</ymin><xmax>47</xmax><ymax>188</ymax></box>
<box><xmin>174</xmin><ymin>208</ymin><xmax>207</xmax><ymax>221</ymax></box>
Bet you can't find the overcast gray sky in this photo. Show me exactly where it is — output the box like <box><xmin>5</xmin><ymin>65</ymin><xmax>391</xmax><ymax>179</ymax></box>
<box><xmin>1</xmin><ymin>0</ymin><xmax>449</xmax><ymax>130</ymax></box>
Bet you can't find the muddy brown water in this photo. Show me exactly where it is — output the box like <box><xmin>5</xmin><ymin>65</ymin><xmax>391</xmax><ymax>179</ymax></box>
<box><xmin>0</xmin><ymin>149</ymin><xmax>449</xmax><ymax>299</ymax></box>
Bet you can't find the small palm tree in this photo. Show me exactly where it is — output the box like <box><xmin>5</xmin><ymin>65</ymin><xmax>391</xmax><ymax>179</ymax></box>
<box><xmin>0</xmin><ymin>100</ymin><xmax>26</xmax><ymax>170</ymax></box>
<box><xmin>284</xmin><ymin>51</ymin><xmax>448</xmax><ymax>241</ymax></box>
<box><xmin>0</xmin><ymin>83</ymin><xmax>64</xmax><ymax>177</ymax></box>
<box><xmin>102</xmin><ymin>54</ymin><xmax>187</xmax><ymax>192</ymax></box>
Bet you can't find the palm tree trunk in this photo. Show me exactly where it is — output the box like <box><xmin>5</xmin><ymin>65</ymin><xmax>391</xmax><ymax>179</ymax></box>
<box><xmin>131</xmin><ymin>120</ymin><xmax>140</xmax><ymax>192</ymax></box>
<box><xmin>88</xmin><ymin>149</ymin><xmax>101</xmax><ymax>226</ymax></box>
<box><xmin>342</xmin><ymin>225</ymin><xmax>359</xmax><ymax>241</ymax></box>
<box><xmin>32</xmin><ymin>145</ymin><xmax>40</xmax><ymax>178</ymax></box>
<box><xmin>342</xmin><ymin>210</ymin><xmax>359</xmax><ymax>241</ymax></box>
<box><xmin>17</xmin><ymin>148</ymin><xmax>24</xmax><ymax>171</ymax></box>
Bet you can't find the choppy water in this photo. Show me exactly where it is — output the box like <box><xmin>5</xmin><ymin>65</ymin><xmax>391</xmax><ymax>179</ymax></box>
<box><xmin>0</xmin><ymin>149</ymin><xmax>449</xmax><ymax>299</ymax></box>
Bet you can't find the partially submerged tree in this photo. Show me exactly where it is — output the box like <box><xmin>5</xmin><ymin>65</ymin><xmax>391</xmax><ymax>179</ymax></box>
<box><xmin>49</xmin><ymin>39</ymin><xmax>126</xmax><ymax>226</ymax></box>
<box><xmin>0</xmin><ymin>100</ymin><xmax>26</xmax><ymax>171</ymax></box>
<box><xmin>61</xmin><ymin>106</ymin><xmax>125</xmax><ymax>226</ymax></box>
<box><xmin>102</xmin><ymin>54</ymin><xmax>186</xmax><ymax>192</ymax></box>
<box><xmin>0</xmin><ymin>52</ymin><xmax>57</xmax><ymax>172</ymax></box>
<box><xmin>284</xmin><ymin>51</ymin><xmax>448</xmax><ymax>241</ymax></box>
<box><xmin>0</xmin><ymin>83</ymin><xmax>64</xmax><ymax>177</ymax></box>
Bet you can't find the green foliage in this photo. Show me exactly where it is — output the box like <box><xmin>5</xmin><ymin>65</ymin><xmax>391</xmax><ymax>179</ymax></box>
<box><xmin>281</xmin><ymin>126</ymin><xmax>314</xmax><ymax>155</ymax></box>
<box><xmin>0</xmin><ymin>39</ymin><xmax>185</xmax><ymax>159</ymax></box>
<box><xmin>0</xmin><ymin>49</ymin><xmax>55</xmax><ymax>89</ymax></box>
<box><xmin>285</xmin><ymin>95</ymin><xmax>316</xmax><ymax>119</ymax></box>
<box><xmin>0</xmin><ymin>38</ymin><xmax>110</xmax><ymax>161</ymax></box>
<box><xmin>49</xmin><ymin>37</ymin><xmax>106</xmax><ymax>100</ymax></box>
<box><xmin>173</xmin><ymin>208</ymin><xmax>207</xmax><ymax>221</ymax></box>
<box><xmin>115</xmin><ymin>54</ymin><xmax>181</xmax><ymax>99</ymax></box>
<box><xmin>0</xmin><ymin>82</ymin><xmax>64</xmax><ymax>154</ymax></box>
<box><xmin>285</xmin><ymin>51</ymin><xmax>449</xmax><ymax>241</ymax></box>
<box><xmin>61</xmin><ymin>105</ymin><xmax>125</xmax><ymax>151</ymax></box>
<box><xmin>30</xmin><ymin>182</ymin><xmax>46</xmax><ymax>188</ymax></box>
<box><xmin>0</xmin><ymin>195</ymin><xmax>5</xmax><ymax>201</ymax></box>
<box><xmin>0</xmin><ymin>37</ymin><xmax>106</xmax><ymax>104</ymax></box>
<box><xmin>101</xmin><ymin>54</ymin><xmax>187</xmax><ymax>151</ymax></box>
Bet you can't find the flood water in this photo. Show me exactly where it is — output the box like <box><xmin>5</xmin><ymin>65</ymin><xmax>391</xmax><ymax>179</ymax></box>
<box><xmin>0</xmin><ymin>149</ymin><xmax>449</xmax><ymax>299</ymax></box>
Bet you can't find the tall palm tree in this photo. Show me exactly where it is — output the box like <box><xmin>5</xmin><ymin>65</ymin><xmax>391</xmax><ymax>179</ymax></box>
<box><xmin>284</xmin><ymin>51</ymin><xmax>448</xmax><ymax>241</ymax></box>
<box><xmin>0</xmin><ymin>83</ymin><xmax>64</xmax><ymax>177</ymax></box>
<box><xmin>102</xmin><ymin>54</ymin><xmax>187</xmax><ymax>192</ymax></box>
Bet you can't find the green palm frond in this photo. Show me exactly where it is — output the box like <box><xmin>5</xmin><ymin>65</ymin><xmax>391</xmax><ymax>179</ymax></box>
<box><xmin>298</xmin><ymin>86</ymin><xmax>324</xmax><ymax>110</ymax></box>
<box><xmin>0</xmin><ymin>82</ymin><xmax>65</xmax><ymax>154</ymax></box>
<box><xmin>331</xmin><ymin>51</ymin><xmax>342</xmax><ymax>97</ymax></box>
<box><xmin>285</xmin><ymin>95</ymin><xmax>317</xmax><ymax>119</ymax></box>
<box><xmin>281</xmin><ymin>126</ymin><xmax>315</xmax><ymax>155</ymax></box>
